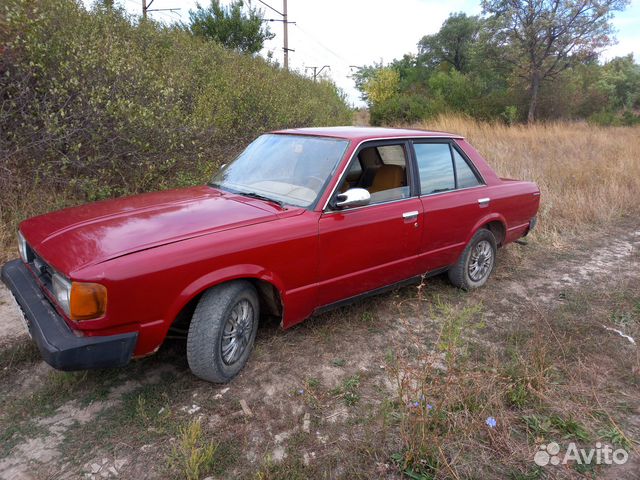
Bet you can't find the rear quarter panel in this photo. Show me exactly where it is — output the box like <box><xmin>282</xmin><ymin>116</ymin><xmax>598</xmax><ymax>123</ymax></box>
<box><xmin>456</xmin><ymin>139</ymin><xmax>540</xmax><ymax>244</ymax></box>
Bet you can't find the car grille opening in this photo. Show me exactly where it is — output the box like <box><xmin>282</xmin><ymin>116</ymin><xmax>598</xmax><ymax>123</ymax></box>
<box><xmin>26</xmin><ymin>244</ymin><xmax>55</xmax><ymax>293</ymax></box>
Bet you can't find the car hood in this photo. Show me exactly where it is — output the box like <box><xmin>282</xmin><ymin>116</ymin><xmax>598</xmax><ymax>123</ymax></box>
<box><xmin>20</xmin><ymin>186</ymin><xmax>280</xmax><ymax>274</ymax></box>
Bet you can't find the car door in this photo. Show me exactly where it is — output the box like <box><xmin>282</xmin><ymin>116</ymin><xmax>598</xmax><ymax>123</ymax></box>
<box><xmin>412</xmin><ymin>139</ymin><xmax>488</xmax><ymax>272</ymax></box>
<box><xmin>317</xmin><ymin>140</ymin><xmax>423</xmax><ymax>307</ymax></box>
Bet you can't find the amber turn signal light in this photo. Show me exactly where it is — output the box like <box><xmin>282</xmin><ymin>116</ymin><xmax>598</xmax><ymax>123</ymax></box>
<box><xmin>70</xmin><ymin>282</ymin><xmax>107</xmax><ymax>320</ymax></box>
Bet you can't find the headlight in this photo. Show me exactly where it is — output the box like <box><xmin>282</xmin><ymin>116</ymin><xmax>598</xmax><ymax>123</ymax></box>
<box><xmin>52</xmin><ymin>274</ymin><xmax>107</xmax><ymax>321</ymax></box>
<box><xmin>52</xmin><ymin>273</ymin><xmax>72</xmax><ymax>317</ymax></box>
<box><xmin>17</xmin><ymin>231</ymin><xmax>31</xmax><ymax>263</ymax></box>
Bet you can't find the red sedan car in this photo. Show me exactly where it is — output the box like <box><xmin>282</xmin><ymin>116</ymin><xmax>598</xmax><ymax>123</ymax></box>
<box><xmin>2</xmin><ymin>127</ymin><xmax>540</xmax><ymax>382</ymax></box>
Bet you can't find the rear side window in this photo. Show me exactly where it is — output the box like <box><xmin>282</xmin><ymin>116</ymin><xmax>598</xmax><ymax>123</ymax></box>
<box><xmin>414</xmin><ymin>143</ymin><xmax>455</xmax><ymax>194</ymax></box>
<box><xmin>453</xmin><ymin>148</ymin><xmax>481</xmax><ymax>189</ymax></box>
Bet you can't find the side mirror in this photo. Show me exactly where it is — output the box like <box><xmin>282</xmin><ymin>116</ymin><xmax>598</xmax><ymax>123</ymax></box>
<box><xmin>334</xmin><ymin>188</ymin><xmax>371</xmax><ymax>209</ymax></box>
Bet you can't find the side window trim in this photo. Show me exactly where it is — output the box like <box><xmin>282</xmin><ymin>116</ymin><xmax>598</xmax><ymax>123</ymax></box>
<box><xmin>448</xmin><ymin>143</ymin><xmax>459</xmax><ymax>189</ymax></box>
<box><xmin>410</xmin><ymin>139</ymin><xmax>486</xmax><ymax>196</ymax></box>
<box><xmin>451</xmin><ymin>142</ymin><xmax>486</xmax><ymax>186</ymax></box>
<box><xmin>326</xmin><ymin>139</ymin><xmax>416</xmax><ymax>212</ymax></box>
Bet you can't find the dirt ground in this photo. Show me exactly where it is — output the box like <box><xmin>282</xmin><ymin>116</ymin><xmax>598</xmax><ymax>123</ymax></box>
<box><xmin>0</xmin><ymin>222</ymin><xmax>638</xmax><ymax>479</ymax></box>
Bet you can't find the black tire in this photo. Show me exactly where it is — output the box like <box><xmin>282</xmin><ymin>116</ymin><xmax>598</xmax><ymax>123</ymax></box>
<box><xmin>448</xmin><ymin>229</ymin><xmax>497</xmax><ymax>290</ymax></box>
<box><xmin>187</xmin><ymin>281</ymin><xmax>259</xmax><ymax>383</ymax></box>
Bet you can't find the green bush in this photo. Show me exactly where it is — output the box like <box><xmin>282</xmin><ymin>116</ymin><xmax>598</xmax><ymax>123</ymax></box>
<box><xmin>0</xmin><ymin>0</ymin><xmax>350</xmax><ymax>204</ymax></box>
<box><xmin>370</xmin><ymin>94</ymin><xmax>434</xmax><ymax>126</ymax></box>
<box><xmin>589</xmin><ymin>110</ymin><xmax>640</xmax><ymax>126</ymax></box>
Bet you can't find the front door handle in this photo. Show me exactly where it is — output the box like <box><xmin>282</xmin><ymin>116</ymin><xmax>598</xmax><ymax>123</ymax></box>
<box><xmin>402</xmin><ymin>210</ymin><xmax>419</xmax><ymax>220</ymax></box>
<box><xmin>478</xmin><ymin>197</ymin><xmax>491</xmax><ymax>208</ymax></box>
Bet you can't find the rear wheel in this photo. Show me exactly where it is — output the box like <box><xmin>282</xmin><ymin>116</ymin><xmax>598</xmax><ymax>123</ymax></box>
<box><xmin>448</xmin><ymin>229</ymin><xmax>497</xmax><ymax>290</ymax></box>
<box><xmin>187</xmin><ymin>281</ymin><xmax>259</xmax><ymax>383</ymax></box>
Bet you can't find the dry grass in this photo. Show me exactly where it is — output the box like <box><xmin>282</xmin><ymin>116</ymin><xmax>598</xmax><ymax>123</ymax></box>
<box><xmin>388</xmin><ymin>281</ymin><xmax>640</xmax><ymax>479</ymax></box>
<box><xmin>416</xmin><ymin>116</ymin><xmax>640</xmax><ymax>246</ymax></box>
<box><xmin>2</xmin><ymin>117</ymin><xmax>639</xmax><ymax>260</ymax></box>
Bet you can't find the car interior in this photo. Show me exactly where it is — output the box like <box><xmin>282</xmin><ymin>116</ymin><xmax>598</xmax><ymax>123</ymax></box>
<box><xmin>339</xmin><ymin>144</ymin><xmax>410</xmax><ymax>204</ymax></box>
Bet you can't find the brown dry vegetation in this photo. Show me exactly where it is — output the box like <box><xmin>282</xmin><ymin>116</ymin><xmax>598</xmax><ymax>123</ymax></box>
<box><xmin>1</xmin><ymin>225</ymin><xmax>638</xmax><ymax>479</ymax></box>
<box><xmin>417</xmin><ymin>117</ymin><xmax>640</xmax><ymax>246</ymax></box>
<box><xmin>1</xmin><ymin>117</ymin><xmax>640</xmax><ymax>479</ymax></box>
<box><xmin>3</xmin><ymin>118</ymin><xmax>639</xmax><ymax>260</ymax></box>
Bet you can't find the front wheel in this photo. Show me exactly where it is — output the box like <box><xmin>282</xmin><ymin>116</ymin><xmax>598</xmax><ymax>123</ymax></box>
<box><xmin>187</xmin><ymin>281</ymin><xmax>259</xmax><ymax>383</ymax></box>
<box><xmin>448</xmin><ymin>229</ymin><xmax>497</xmax><ymax>290</ymax></box>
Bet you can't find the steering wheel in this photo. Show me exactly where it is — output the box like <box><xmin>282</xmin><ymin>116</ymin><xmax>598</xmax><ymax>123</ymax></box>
<box><xmin>304</xmin><ymin>176</ymin><xmax>325</xmax><ymax>191</ymax></box>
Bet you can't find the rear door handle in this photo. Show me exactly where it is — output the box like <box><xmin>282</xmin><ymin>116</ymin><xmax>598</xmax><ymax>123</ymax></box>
<box><xmin>403</xmin><ymin>211</ymin><xmax>419</xmax><ymax>220</ymax></box>
<box><xmin>478</xmin><ymin>197</ymin><xmax>491</xmax><ymax>207</ymax></box>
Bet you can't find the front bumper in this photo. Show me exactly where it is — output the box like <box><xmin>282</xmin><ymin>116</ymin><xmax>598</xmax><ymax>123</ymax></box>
<box><xmin>1</xmin><ymin>259</ymin><xmax>137</xmax><ymax>371</ymax></box>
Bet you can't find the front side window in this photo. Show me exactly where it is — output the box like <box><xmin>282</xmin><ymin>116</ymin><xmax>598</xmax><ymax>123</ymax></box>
<box><xmin>414</xmin><ymin>143</ymin><xmax>455</xmax><ymax>194</ymax></box>
<box><xmin>211</xmin><ymin>134</ymin><xmax>348</xmax><ymax>207</ymax></box>
<box><xmin>338</xmin><ymin>143</ymin><xmax>410</xmax><ymax>205</ymax></box>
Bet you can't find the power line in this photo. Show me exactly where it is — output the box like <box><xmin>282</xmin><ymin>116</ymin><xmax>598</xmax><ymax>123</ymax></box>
<box><xmin>305</xmin><ymin>65</ymin><xmax>330</xmax><ymax>82</ymax></box>
<box><xmin>141</xmin><ymin>0</ymin><xmax>180</xmax><ymax>20</ymax></box>
<box><xmin>255</xmin><ymin>0</ymin><xmax>293</xmax><ymax>70</ymax></box>
<box><xmin>294</xmin><ymin>24</ymin><xmax>350</xmax><ymax>65</ymax></box>
<box><xmin>256</xmin><ymin>0</ymin><xmax>283</xmax><ymax>17</ymax></box>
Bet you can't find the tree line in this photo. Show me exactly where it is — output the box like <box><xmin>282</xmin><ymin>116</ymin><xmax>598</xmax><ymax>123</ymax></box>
<box><xmin>354</xmin><ymin>0</ymin><xmax>639</xmax><ymax>125</ymax></box>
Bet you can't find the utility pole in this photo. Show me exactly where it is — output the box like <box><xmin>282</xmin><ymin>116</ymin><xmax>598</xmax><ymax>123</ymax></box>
<box><xmin>142</xmin><ymin>0</ymin><xmax>180</xmax><ymax>20</ymax></box>
<box><xmin>258</xmin><ymin>0</ymin><xmax>294</xmax><ymax>70</ymax></box>
<box><xmin>305</xmin><ymin>65</ymin><xmax>330</xmax><ymax>82</ymax></box>
<box><xmin>283</xmin><ymin>0</ymin><xmax>289</xmax><ymax>70</ymax></box>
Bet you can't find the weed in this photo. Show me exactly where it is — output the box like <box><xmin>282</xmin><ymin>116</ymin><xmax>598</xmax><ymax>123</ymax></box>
<box><xmin>168</xmin><ymin>419</ymin><xmax>218</xmax><ymax>480</ymax></box>
<box><xmin>0</xmin><ymin>421</ymin><xmax>47</xmax><ymax>458</ymax></box>
<box><xmin>573</xmin><ymin>461</ymin><xmax>597</xmax><ymax>476</ymax></box>
<box><xmin>522</xmin><ymin>415</ymin><xmax>552</xmax><ymax>441</ymax></box>
<box><xmin>331</xmin><ymin>374</ymin><xmax>361</xmax><ymax>406</ymax></box>
<box><xmin>254</xmin><ymin>456</ymin><xmax>310</xmax><ymax>480</ymax></box>
<box><xmin>599</xmin><ymin>424</ymin><xmax>632</xmax><ymax>450</ymax></box>
<box><xmin>549</xmin><ymin>415</ymin><xmax>591</xmax><ymax>442</ymax></box>
<box><xmin>361</xmin><ymin>311</ymin><xmax>374</xmax><ymax>322</ymax></box>
<box><xmin>508</xmin><ymin>381</ymin><xmax>531</xmax><ymax>409</ymax></box>
<box><xmin>391</xmin><ymin>449</ymin><xmax>439</xmax><ymax>480</ymax></box>
<box><xmin>610</xmin><ymin>310</ymin><xmax>635</xmax><ymax>327</ymax></box>
<box><xmin>331</xmin><ymin>358</ymin><xmax>346</xmax><ymax>367</ymax></box>
<box><xmin>509</xmin><ymin>468</ymin><xmax>543</xmax><ymax>480</ymax></box>
<box><xmin>433</xmin><ymin>297</ymin><xmax>483</xmax><ymax>365</ymax></box>
<box><xmin>306</xmin><ymin>377</ymin><xmax>320</xmax><ymax>389</ymax></box>
<box><xmin>503</xmin><ymin>332</ymin><xmax>553</xmax><ymax>409</ymax></box>
<box><xmin>384</xmin><ymin>348</ymin><xmax>396</xmax><ymax>366</ymax></box>
<box><xmin>0</xmin><ymin>339</ymin><xmax>40</xmax><ymax>374</ymax></box>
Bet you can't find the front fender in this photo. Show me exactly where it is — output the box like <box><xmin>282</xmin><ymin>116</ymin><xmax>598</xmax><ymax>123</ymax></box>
<box><xmin>165</xmin><ymin>264</ymin><xmax>286</xmax><ymax>328</ymax></box>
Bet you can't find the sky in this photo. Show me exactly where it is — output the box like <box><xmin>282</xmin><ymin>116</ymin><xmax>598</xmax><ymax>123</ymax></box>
<box><xmin>91</xmin><ymin>0</ymin><xmax>640</xmax><ymax>106</ymax></box>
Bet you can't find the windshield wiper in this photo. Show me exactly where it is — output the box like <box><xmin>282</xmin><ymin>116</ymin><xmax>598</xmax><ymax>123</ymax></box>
<box><xmin>238</xmin><ymin>191</ymin><xmax>285</xmax><ymax>208</ymax></box>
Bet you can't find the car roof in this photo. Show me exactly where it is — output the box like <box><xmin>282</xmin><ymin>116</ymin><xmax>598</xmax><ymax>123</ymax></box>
<box><xmin>271</xmin><ymin>126</ymin><xmax>463</xmax><ymax>141</ymax></box>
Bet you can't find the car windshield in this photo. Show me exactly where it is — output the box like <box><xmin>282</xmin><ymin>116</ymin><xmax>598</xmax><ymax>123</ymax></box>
<box><xmin>211</xmin><ymin>134</ymin><xmax>349</xmax><ymax>208</ymax></box>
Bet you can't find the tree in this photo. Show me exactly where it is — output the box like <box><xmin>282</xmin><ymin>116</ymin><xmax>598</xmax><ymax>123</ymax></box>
<box><xmin>482</xmin><ymin>0</ymin><xmax>629</xmax><ymax>122</ymax></box>
<box><xmin>418</xmin><ymin>13</ymin><xmax>482</xmax><ymax>73</ymax></box>
<box><xmin>351</xmin><ymin>62</ymin><xmax>384</xmax><ymax>103</ymax></box>
<box><xmin>363</xmin><ymin>68</ymin><xmax>400</xmax><ymax>106</ymax></box>
<box><xmin>189</xmin><ymin>0</ymin><xmax>274</xmax><ymax>55</ymax></box>
<box><xmin>598</xmin><ymin>54</ymin><xmax>640</xmax><ymax>110</ymax></box>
